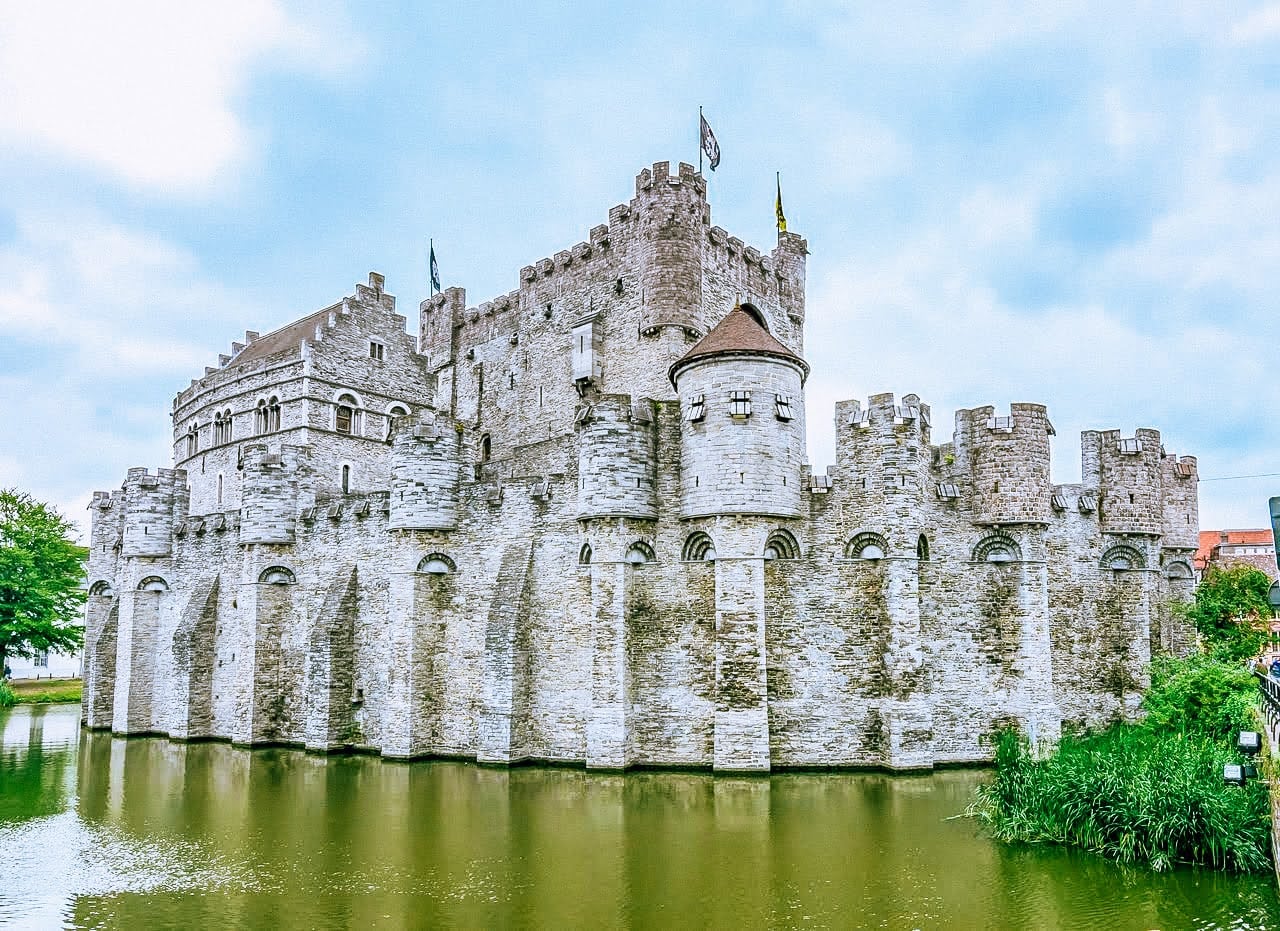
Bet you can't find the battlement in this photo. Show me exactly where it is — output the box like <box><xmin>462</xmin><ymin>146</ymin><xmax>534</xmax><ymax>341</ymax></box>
<box><xmin>388</xmin><ymin>409</ymin><xmax>462</xmax><ymax>531</ymax></box>
<box><xmin>577</xmin><ymin>393</ymin><xmax>657</xmax><ymax>521</ymax></box>
<box><xmin>240</xmin><ymin>443</ymin><xmax>311</xmax><ymax>544</ymax></box>
<box><xmin>418</xmin><ymin>161</ymin><xmax>806</xmax><ymax>374</ymax></box>
<box><xmin>836</xmin><ymin>392</ymin><xmax>933</xmax><ymax>438</ymax></box>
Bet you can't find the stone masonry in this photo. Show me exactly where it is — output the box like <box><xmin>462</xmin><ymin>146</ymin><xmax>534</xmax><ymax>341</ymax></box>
<box><xmin>81</xmin><ymin>161</ymin><xmax>1200</xmax><ymax>771</ymax></box>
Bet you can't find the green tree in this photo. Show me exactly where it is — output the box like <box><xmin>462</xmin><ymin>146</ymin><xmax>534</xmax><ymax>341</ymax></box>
<box><xmin>1184</xmin><ymin>564</ymin><xmax>1273</xmax><ymax>663</ymax></box>
<box><xmin>0</xmin><ymin>490</ymin><xmax>86</xmax><ymax>678</ymax></box>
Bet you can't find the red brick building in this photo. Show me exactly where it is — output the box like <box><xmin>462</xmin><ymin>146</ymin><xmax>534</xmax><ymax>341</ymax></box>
<box><xmin>1195</xmin><ymin>529</ymin><xmax>1278</xmax><ymax>581</ymax></box>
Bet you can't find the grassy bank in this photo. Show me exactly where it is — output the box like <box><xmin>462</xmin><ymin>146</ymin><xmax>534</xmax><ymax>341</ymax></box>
<box><xmin>2</xmin><ymin>677</ymin><xmax>82</xmax><ymax>705</ymax></box>
<box><xmin>970</xmin><ymin>654</ymin><xmax>1272</xmax><ymax>873</ymax></box>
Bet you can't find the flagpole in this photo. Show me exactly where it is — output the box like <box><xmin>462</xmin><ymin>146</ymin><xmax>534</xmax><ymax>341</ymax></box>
<box><xmin>430</xmin><ymin>238</ymin><xmax>436</xmax><ymax>296</ymax></box>
<box><xmin>698</xmin><ymin>106</ymin><xmax>703</xmax><ymax>175</ymax></box>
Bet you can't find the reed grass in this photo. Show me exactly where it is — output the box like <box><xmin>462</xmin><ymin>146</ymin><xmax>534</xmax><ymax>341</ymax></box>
<box><xmin>971</xmin><ymin>654</ymin><xmax>1272</xmax><ymax>873</ymax></box>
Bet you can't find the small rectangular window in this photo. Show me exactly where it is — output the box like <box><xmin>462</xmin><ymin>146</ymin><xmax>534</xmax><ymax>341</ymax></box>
<box><xmin>685</xmin><ymin>394</ymin><xmax>706</xmax><ymax>422</ymax></box>
<box><xmin>729</xmin><ymin>390</ymin><xmax>751</xmax><ymax>418</ymax></box>
<box><xmin>986</xmin><ymin>416</ymin><xmax>1014</xmax><ymax>433</ymax></box>
<box><xmin>369</xmin><ymin>341</ymin><xmax>385</xmax><ymax>361</ymax></box>
<box><xmin>775</xmin><ymin>395</ymin><xmax>793</xmax><ymax>421</ymax></box>
<box><xmin>1117</xmin><ymin>438</ymin><xmax>1142</xmax><ymax>454</ymax></box>
<box><xmin>936</xmin><ymin>483</ymin><xmax>961</xmax><ymax>500</ymax></box>
<box><xmin>34</xmin><ymin>650</ymin><xmax>48</xmax><ymax>667</ymax></box>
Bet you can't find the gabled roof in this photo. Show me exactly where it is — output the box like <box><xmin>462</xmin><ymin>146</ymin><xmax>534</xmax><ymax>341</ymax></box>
<box><xmin>669</xmin><ymin>307</ymin><xmax>808</xmax><ymax>386</ymax></box>
<box><xmin>228</xmin><ymin>305</ymin><xmax>336</xmax><ymax>368</ymax></box>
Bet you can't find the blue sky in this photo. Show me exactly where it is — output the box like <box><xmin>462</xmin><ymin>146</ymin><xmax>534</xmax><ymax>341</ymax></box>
<box><xmin>0</xmin><ymin>1</ymin><xmax>1277</xmax><ymax>539</ymax></box>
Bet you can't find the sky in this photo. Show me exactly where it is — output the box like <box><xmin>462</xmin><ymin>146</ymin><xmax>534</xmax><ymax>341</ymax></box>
<box><xmin>0</xmin><ymin>0</ymin><xmax>1277</xmax><ymax>541</ymax></box>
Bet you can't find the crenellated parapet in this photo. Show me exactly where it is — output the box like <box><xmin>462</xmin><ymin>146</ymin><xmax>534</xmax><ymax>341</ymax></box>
<box><xmin>388</xmin><ymin>409</ymin><xmax>462</xmax><ymax>530</ymax></box>
<box><xmin>1159</xmin><ymin>452</ymin><xmax>1199</xmax><ymax>549</ymax></box>
<box><xmin>952</xmin><ymin>403</ymin><xmax>1053</xmax><ymax>526</ymax></box>
<box><xmin>239</xmin><ymin>444</ymin><xmax>310</xmax><ymax>544</ymax></box>
<box><xmin>576</xmin><ymin>394</ymin><xmax>657</xmax><ymax>521</ymax></box>
<box><xmin>1082</xmin><ymin>428</ymin><xmax>1165</xmax><ymax>536</ymax></box>
<box><xmin>120</xmin><ymin>468</ymin><xmax>188</xmax><ymax>558</ymax></box>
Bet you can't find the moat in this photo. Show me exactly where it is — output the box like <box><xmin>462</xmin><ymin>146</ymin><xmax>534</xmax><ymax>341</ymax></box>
<box><xmin>2</xmin><ymin>705</ymin><xmax>1276</xmax><ymax>929</ymax></box>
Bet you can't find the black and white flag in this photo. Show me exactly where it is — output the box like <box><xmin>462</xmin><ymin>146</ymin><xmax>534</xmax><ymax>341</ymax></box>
<box><xmin>700</xmin><ymin>112</ymin><xmax>720</xmax><ymax>171</ymax></box>
<box><xmin>429</xmin><ymin>242</ymin><xmax>441</xmax><ymax>294</ymax></box>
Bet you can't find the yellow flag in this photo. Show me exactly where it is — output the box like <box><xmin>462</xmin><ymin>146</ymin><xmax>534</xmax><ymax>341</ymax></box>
<box><xmin>775</xmin><ymin>173</ymin><xmax>787</xmax><ymax>232</ymax></box>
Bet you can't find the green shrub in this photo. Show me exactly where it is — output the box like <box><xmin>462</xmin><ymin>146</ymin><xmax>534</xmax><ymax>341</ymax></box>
<box><xmin>0</xmin><ymin>682</ymin><xmax>14</xmax><ymax>708</ymax></box>
<box><xmin>973</xmin><ymin>727</ymin><xmax>1272</xmax><ymax>872</ymax></box>
<box><xmin>1141</xmin><ymin>654</ymin><xmax>1259</xmax><ymax>741</ymax></box>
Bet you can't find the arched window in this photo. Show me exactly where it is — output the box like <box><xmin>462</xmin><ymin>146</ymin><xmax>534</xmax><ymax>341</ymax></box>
<box><xmin>267</xmin><ymin>396</ymin><xmax>281</xmax><ymax>432</ymax></box>
<box><xmin>973</xmin><ymin>533</ymin><xmax>1021</xmax><ymax>563</ymax></box>
<box><xmin>334</xmin><ymin>392</ymin><xmax>359</xmax><ymax>435</ymax></box>
<box><xmin>89</xmin><ymin>580</ymin><xmax>115</xmax><ymax>597</ymax></box>
<box><xmin>214</xmin><ymin>409</ymin><xmax>233</xmax><ymax>444</ymax></box>
<box><xmin>185</xmin><ymin>423</ymin><xmax>199</xmax><ymax>457</ymax></box>
<box><xmin>579</xmin><ymin>542</ymin><xmax>592</xmax><ymax>565</ymax></box>
<box><xmin>917</xmin><ymin>534</ymin><xmax>930</xmax><ymax>561</ymax></box>
<box><xmin>845</xmin><ymin>531</ymin><xmax>888</xmax><ymax>560</ymax></box>
<box><xmin>480</xmin><ymin>433</ymin><xmax>492</xmax><ymax>462</ymax></box>
<box><xmin>1165</xmin><ymin>561</ymin><xmax>1193</xmax><ymax>581</ymax></box>
<box><xmin>255</xmin><ymin>398</ymin><xmax>268</xmax><ymax>435</ymax></box>
<box><xmin>625</xmin><ymin>541</ymin><xmax>655</xmax><ymax>565</ymax></box>
<box><xmin>417</xmin><ymin>553</ymin><xmax>456</xmax><ymax>575</ymax></box>
<box><xmin>341</xmin><ymin>464</ymin><xmax>351</xmax><ymax>494</ymax></box>
<box><xmin>216</xmin><ymin>472</ymin><xmax>224</xmax><ymax>506</ymax></box>
<box><xmin>137</xmin><ymin>576</ymin><xmax>169</xmax><ymax>592</ymax></box>
<box><xmin>763</xmin><ymin>529</ymin><xmax>800</xmax><ymax>560</ymax></box>
<box><xmin>1101</xmin><ymin>544</ymin><xmax>1146</xmax><ymax>571</ymax></box>
<box><xmin>258</xmin><ymin>566</ymin><xmax>296</xmax><ymax>585</ymax></box>
<box><xmin>386</xmin><ymin>404</ymin><xmax>409</xmax><ymax>440</ymax></box>
<box><xmin>682</xmin><ymin>531</ymin><xmax>716</xmax><ymax>562</ymax></box>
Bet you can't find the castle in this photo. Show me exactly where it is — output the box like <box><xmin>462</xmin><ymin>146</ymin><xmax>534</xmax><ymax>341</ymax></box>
<box><xmin>81</xmin><ymin>161</ymin><xmax>1201</xmax><ymax>771</ymax></box>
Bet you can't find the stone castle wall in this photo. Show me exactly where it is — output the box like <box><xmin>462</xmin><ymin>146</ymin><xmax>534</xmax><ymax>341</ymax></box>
<box><xmin>81</xmin><ymin>161</ymin><xmax>1200</xmax><ymax>771</ymax></box>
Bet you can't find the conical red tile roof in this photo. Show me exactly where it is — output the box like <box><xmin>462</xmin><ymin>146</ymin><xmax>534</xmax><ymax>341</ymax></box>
<box><xmin>669</xmin><ymin>307</ymin><xmax>808</xmax><ymax>386</ymax></box>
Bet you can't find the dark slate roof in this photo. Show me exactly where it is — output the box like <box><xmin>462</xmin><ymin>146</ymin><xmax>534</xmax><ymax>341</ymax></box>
<box><xmin>228</xmin><ymin>305</ymin><xmax>336</xmax><ymax>368</ymax></box>
<box><xmin>669</xmin><ymin>307</ymin><xmax>808</xmax><ymax>385</ymax></box>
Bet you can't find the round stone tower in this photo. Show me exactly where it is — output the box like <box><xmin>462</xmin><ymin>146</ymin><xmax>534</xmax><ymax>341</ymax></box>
<box><xmin>670</xmin><ymin>306</ymin><xmax>808</xmax><ymax>520</ymax></box>
<box><xmin>953</xmin><ymin>403</ymin><xmax>1054</xmax><ymax>526</ymax></box>
<box><xmin>1082</xmin><ymin>428</ymin><xmax>1164</xmax><ymax>536</ymax></box>
<box><xmin>576</xmin><ymin>394</ymin><xmax>658</xmax><ymax>521</ymax></box>
<box><xmin>388</xmin><ymin>410</ymin><xmax>461</xmax><ymax>531</ymax></box>
<box><xmin>636</xmin><ymin>161</ymin><xmax>707</xmax><ymax>337</ymax></box>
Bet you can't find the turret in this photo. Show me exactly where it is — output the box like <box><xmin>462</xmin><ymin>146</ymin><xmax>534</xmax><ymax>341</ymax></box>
<box><xmin>636</xmin><ymin>161</ymin><xmax>708</xmax><ymax>337</ymax></box>
<box><xmin>952</xmin><ymin>404</ymin><xmax>1053</xmax><ymax>526</ymax></box>
<box><xmin>120</xmin><ymin>468</ymin><xmax>186</xmax><ymax>557</ymax></box>
<box><xmin>671</xmin><ymin>306</ymin><xmax>807</xmax><ymax>519</ymax></box>
<box><xmin>1082</xmin><ymin>429</ymin><xmax>1164</xmax><ymax>535</ymax></box>
<box><xmin>239</xmin><ymin>444</ymin><xmax>309</xmax><ymax>544</ymax></box>
<box><xmin>575</xmin><ymin>394</ymin><xmax>657</xmax><ymax>521</ymax></box>
<box><xmin>420</xmin><ymin>286</ymin><xmax>465</xmax><ymax>372</ymax></box>
<box><xmin>832</xmin><ymin>392</ymin><xmax>933</xmax><ymax>543</ymax></box>
<box><xmin>1160</xmin><ymin>453</ymin><xmax>1199</xmax><ymax>548</ymax></box>
<box><xmin>388</xmin><ymin>410</ymin><xmax>461</xmax><ymax>530</ymax></box>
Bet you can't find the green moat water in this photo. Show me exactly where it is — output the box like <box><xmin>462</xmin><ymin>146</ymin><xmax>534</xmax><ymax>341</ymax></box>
<box><xmin>2</xmin><ymin>704</ymin><xmax>1276</xmax><ymax>929</ymax></box>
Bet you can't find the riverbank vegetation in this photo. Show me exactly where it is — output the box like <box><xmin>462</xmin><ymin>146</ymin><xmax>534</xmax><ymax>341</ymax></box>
<box><xmin>3</xmin><ymin>677</ymin><xmax>82</xmax><ymax>705</ymax></box>
<box><xmin>971</xmin><ymin>565</ymin><xmax>1275</xmax><ymax>873</ymax></box>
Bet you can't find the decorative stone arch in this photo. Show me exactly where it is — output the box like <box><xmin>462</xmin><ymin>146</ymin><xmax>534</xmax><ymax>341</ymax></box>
<box><xmin>972</xmin><ymin>533</ymin><xmax>1021</xmax><ymax>564</ymax></box>
<box><xmin>258</xmin><ymin>566</ymin><xmax>296</xmax><ymax>585</ymax></box>
<box><xmin>917</xmin><ymin>534</ymin><xmax>930</xmax><ymax>562</ymax></box>
<box><xmin>137</xmin><ymin>576</ymin><xmax>169</xmax><ymax>592</ymax></box>
<box><xmin>578</xmin><ymin>542</ymin><xmax>592</xmax><ymax>565</ymax></box>
<box><xmin>1101</xmin><ymin>544</ymin><xmax>1146</xmax><ymax>571</ymax></box>
<box><xmin>625</xmin><ymin>540</ymin><xmax>656</xmax><ymax>565</ymax></box>
<box><xmin>1164</xmin><ymin>560</ymin><xmax>1193</xmax><ymax>581</ymax></box>
<box><xmin>738</xmin><ymin>301</ymin><xmax>769</xmax><ymax>331</ymax></box>
<box><xmin>416</xmin><ymin>552</ymin><xmax>456</xmax><ymax>575</ymax></box>
<box><xmin>845</xmin><ymin>531</ymin><xmax>888</xmax><ymax>560</ymax></box>
<box><xmin>332</xmin><ymin>389</ymin><xmax>364</xmax><ymax>435</ymax></box>
<box><xmin>764</xmin><ymin>528</ymin><xmax>801</xmax><ymax>560</ymax></box>
<box><xmin>682</xmin><ymin>531</ymin><xmax>717</xmax><ymax>562</ymax></box>
<box><xmin>89</xmin><ymin>580</ymin><xmax>115</xmax><ymax>597</ymax></box>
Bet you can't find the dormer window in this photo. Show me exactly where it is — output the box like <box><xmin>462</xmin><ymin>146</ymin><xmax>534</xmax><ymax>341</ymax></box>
<box><xmin>775</xmin><ymin>395</ymin><xmax>793</xmax><ymax>421</ymax></box>
<box><xmin>685</xmin><ymin>394</ymin><xmax>706</xmax><ymax>422</ymax></box>
<box><xmin>728</xmin><ymin>390</ymin><xmax>751</xmax><ymax>418</ymax></box>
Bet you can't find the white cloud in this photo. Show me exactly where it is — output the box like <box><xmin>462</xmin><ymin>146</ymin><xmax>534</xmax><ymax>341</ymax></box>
<box><xmin>1228</xmin><ymin>4</ymin><xmax>1280</xmax><ymax>43</ymax></box>
<box><xmin>0</xmin><ymin>0</ymin><xmax>360</xmax><ymax>192</ymax></box>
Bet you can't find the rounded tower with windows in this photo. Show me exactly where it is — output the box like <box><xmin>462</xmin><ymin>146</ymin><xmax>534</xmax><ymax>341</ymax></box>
<box><xmin>670</xmin><ymin>305</ymin><xmax>808</xmax><ymax>520</ymax></box>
